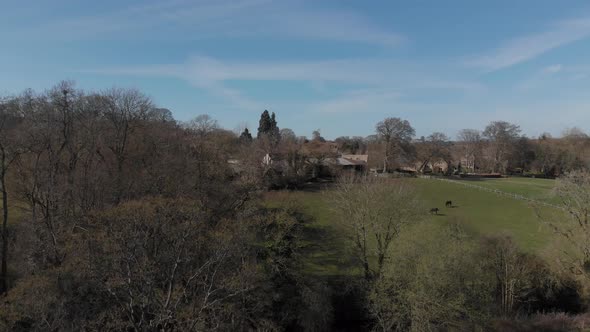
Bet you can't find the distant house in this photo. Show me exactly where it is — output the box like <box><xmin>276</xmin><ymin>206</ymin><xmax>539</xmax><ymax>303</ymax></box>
<box><xmin>413</xmin><ymin>159</ymin><xmax>449</xmax><ymax>174</ymax></box>
<box><xmin>262</xmin><ymin>153</ymin><xmax>273</xmax><ymax>166</ymax></box>
<box><xmin>227</xmin><ymin>159</ymin><xmax>243</xmax><ymax>174</ymax></box>
<box><xmin>326</xmin><ymin>154</ymin><xmax>368</xmax><ymax>172</ymax></box>
<box><xmin>431</xmin><ymin>160</ymin><xmax>449</xmax><ymax>174</ymax></box>
<box><xmin>328</xmin><ymin>142</ymin><xmax>339</xmax><ymax>153</ymax></box>
<box><xmin>341</xmin><ymin>154</ymin><xmax>368</xmax><ymax>163</ymax></box>
<box><xmin>459</xmin><ymin>156</ymin><xmax>476</xmax><ymax>172</ymax></box>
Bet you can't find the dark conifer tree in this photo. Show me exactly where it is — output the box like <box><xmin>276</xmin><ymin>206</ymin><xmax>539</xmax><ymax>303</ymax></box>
<box><xmin>270</xmin><ymin>112</ymin><xmax>280</xmax><ymax>143</ymax></box>
<box><xmin>257</xmin><ymin>110</ymin><xmax>272</xmax><ymax>138</ymax></box>
<box><xmin>240</xmin><ymin>128</ymin><xmax>253</xmax><ymax>143</ymax></box>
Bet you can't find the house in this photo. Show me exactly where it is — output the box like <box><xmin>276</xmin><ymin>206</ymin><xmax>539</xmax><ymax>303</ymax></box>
<box><xmin>341</xmin><ymin>154</ymin><xmax>368</xmax><ymax>163</ymax></box>
<box><xmin>431</xmin><ymin>160</ymin><xmax>449</xmax><ymax>174</ymax></box>
<box><xmin>412</xmin><ymin>159</ymin><xmax>449</xmax><ymax>174</ymax></box>
<box><xmin>459</xmin><ymin>156</ymin><xmax>476</xmax><ymax>172</ymax></box>
<box><xmin>326</xmin><ymin>154</ymin><xmax>368</xmax><ymax>172</ymax></box>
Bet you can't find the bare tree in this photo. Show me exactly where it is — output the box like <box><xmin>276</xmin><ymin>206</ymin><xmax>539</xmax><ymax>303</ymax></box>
<box><xmin>330</xmin><ymin>175</ymin><xmax>422</xmax><ymax>280</ymax></box>
<box><xmin>457</xmin><ymin>129</ymin><xmax>483</xmax><ymax>172</ymax></box>
<box><xmin>311</xmin><ymin>129</ymin><xmax>324</xmax><ymax>142</ymax></box>
<box><xmin>101</xmin><ymin>88</ymin><xmax>153</xmax><ymax>203</ymax></box>
<box><xmin>375</xmin><ymin>118</ymin><xmax>415</xmax><ymax>173</ymax></box>
<box><xmin>482</xmin><ymin>121</ymin><xmax>521</xmax><ymax>173</ymax></box>
<box><xmin>562</xmin><ymin>127</ymin><xmax>588</xmax><ymax>140</ymax></box>
<box><xmin>185</xmin><ymin>114</ymin><xmax>219</xmax><ymax>136</ymax></box>
<box><xmin>482</xmin><ymin>235</ymin><xmax>534</xmax><ymax>316</ymax></box>
<box><xmin>81</xmin><ymin>198</ymin><xmax>257</xmax><ymax>330</ymax></box>
<box><xmin>146</xmin><ymin>107</ymin><xmax>174</xmax><ymax>123</ymax></box>
<box><xmin>416</xmin><ymin>132</ymin><xmax>452</xmax><ymax>174</ymax></box>
<box><xmin>279</xmin><ymin>128</ymin><xmax>297</xmax><ymax>143</ymax></box>
<box><xmin>0</xmin><ymin>97</ymin><xmax>23</xmax><ymax>294</ymax></box>
<box><xmin>541</xmin><ymin>170</ymin><xmax>590</xmax><ymax>285</ymax></box>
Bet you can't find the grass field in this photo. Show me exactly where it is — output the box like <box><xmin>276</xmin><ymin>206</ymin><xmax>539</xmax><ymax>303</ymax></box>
<box><xmin>449</xmin><ymin>177</ymin><xmax>558</xmax><ymax>203</ymax></box>
<box><xmin>414</xmin><ymin>177</ymin><xmax>556</xmax><ymax>251</ymax></box>
<box><xmin>264</xmin><ymin>177</ymin><xmax>562</xmax><ymax>277</ymax></box>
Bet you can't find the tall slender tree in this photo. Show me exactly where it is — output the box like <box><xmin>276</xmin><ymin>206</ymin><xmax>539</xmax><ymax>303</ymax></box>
<box><xmin>257</xmin><ymin>110</ymin><xmax>272</xmax><ymax>139</ymax></box>
<box><xmin>0</xmin><ymin>97</ymin><xmax>22</xmax><ymax>294</ymax></box>
<box><xmin>270</xmin><ymin>112</ymin><xmax>280</xmax><ymax>143</ymax></box>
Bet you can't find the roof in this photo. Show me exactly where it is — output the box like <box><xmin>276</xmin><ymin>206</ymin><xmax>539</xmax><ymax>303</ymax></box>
<box><xmin>324</xmin><ymin>157</ymin><xmax>367</xmax><ymax>166</ymax></box>
<box><xmin>340</xmin><ymin>154</ymin><xmax>368</xmax><ymax>162</ymax></box>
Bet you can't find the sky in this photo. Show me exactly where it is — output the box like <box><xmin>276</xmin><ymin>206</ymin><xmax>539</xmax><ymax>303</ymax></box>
<box><xmin>2</xmin><ymin>0</ymin><xmax>590</xmax><ymax>139</ymax></box>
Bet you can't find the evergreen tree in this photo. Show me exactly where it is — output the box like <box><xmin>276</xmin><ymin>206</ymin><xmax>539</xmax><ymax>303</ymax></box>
<box><xmin>240</xmin><ymin>128</ymin><xmax>253</xmax><ymax>143</ymax></box>
<box><xmin>270</xmin><ymin>112</ymin><xmax>280</xmax><ymax>143</ymax></box>
<box><xmin>257</xmin><ymin>110</ymin><xmax>272</xmax><ymax>138</ymax></box>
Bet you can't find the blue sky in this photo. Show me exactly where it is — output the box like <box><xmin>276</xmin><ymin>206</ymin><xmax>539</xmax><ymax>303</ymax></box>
<box><xmin>2</xmin><ymin>0</ymin><xmax>590</xmax><ymax>139</ymax></box>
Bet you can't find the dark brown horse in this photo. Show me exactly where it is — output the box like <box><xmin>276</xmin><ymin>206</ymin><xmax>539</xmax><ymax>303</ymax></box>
<box><xmin>445</xmin><ymin>200</ymin><xmax>452</xmax><ymax>207</ymax></box>
<box><xmin>430</xmin><ymin>208</ymin><xmax>439</xmax><ymax>215</ymax></box>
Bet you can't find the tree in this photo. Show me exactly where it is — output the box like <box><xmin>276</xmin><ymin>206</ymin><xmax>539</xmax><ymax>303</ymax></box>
<box><xmin>416</xmin><ymin>132</ymin><xmax>452</xmax><ymax>174</ymax></box>
<box><xmin>83</xmin><ymin>198</ymin><xmax>257</xmax><ymax>330</ymax></box>
<box><xmin>457</xmin><ymin>129</ymin><xmax>483</xmax><ymax>172</ymax></box>
<box><xmin>101</xmin><ymin>87</ymin><xmax>153</xmax><ymax>203</ymax></box>
<box><xmin>542</xmin><ymin>171</ymin><xmax>590</xmax><ymax>287</ymax></box>
<box><xmin>368</xmin><ymin>224</ymin><xmax>495</xmax><ymax>331</ymax></box>
<box><xmin>375</xmin><ymin>118</ymin><xmax>415</xmax><ymax>172</ymax></box>
<box><xmin>147</xmin><ymin>107</ymin><xmax>174</xmax><ymax>123</ymax></box>
<box><xmin>0</xmin><ymin>97</ymin><xmax>23</xmax><ymax>294</ymax></box>
<box><xmin>270</xmin><ymin>112</ymin><xmax>280</xmax><ymax>142</ymax></box>
<box><xmin>186</xmin><ymin>114</ymin><xmax>219</xmax><ymax>136</ymax></box>
<box><xmin>509</xmin><ymin>136</ymin><xmax>535</xmax><ymax>172</ymax></box>
<box><xmin>562</xmin><ymin>127</ymin><xmax>588</xmax><ymax>140</ymax></box>
<box><xmin>257</xmin><ymin>110</ymin><xmax>272</xmax><ymax>139</ymax></box>
<box><xmin>239</xmin><ymin>128</ymin><xmax>253</xmax><ymax>143</ymax></box>
<box><xmin>14</xmin><ymin>82</ymin><xmax>85</xmax><ymax>266</ymax></box>
<box><xmin>330</xmin><ymin>175</ymin><xmax>421</xmax><ymax>280</ymax></box>
<box><xmin>311</xmin><ymin>129</ymin><xmax>325</xmax><ymax>142</ymax></box>
<box><xmin>481</xmin><ymin>235</ymin><xmax>536</xmax><ymax>316</ymax></box>
<box><xmin>257</xmin><ymin>110</ymin><xmax>279</xmax><ymax>146</ymax></box>
<box><xmin>335</xmin><ymin>136</ymin><xmax>366</xmax><ymax>154</ymax></box>
<box><xmin>482</xmin><ymin>121</ymin><xmax>521</xmax><ymax>173</ymax></box>
<box><xmin>279</xmin><ymin>128</ymin><xmax>296</xmax><ymax>143</ymax></box>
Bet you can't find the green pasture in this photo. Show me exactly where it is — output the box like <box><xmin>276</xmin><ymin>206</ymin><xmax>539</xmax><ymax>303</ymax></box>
<box><xmin>414</xmin><ymin>178</ymin><xmax>556</xmax><ymax>251</ymax></box>
<box><xmin>264</xmin><ymin>177</ymin><xmax>564</xmax><ymax>277</ymax></box>
<box><xmin>449</xmin><ymin>177</ymin><xmax>558</xmax><ymax>203</ymax></box>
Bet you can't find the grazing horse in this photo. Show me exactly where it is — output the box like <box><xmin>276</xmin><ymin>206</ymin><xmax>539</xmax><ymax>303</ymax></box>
<box><xmin>429</xmin><ymin>208</ymin><xmax>439</xmax><ymax>215</ymax></box>
<box><xmin>445</xmin><ymin>200</ymin><xmax>452</xmax><ymax>207</ymax></box>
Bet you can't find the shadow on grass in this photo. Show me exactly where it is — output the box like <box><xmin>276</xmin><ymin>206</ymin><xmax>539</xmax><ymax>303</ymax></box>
<box><xmin>299</xmin><ymin>217</ymin><xmax>359</xmax><ymax>278</ymax></box>
<box><xmin>299</xmin><ymin>213</ymin><xmax>371</xmax><ymax>331</ymax></box>
<box><xmin>298</xmin><ymin>179</ymin><xmax>335</xmax><ymax>193</ymax></box>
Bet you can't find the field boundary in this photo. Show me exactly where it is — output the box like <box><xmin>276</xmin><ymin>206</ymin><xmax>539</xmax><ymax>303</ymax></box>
<box><xmin>419</xmin><ymin>176</ymin><xmax>564</xmax><ymax>211</ymax></box>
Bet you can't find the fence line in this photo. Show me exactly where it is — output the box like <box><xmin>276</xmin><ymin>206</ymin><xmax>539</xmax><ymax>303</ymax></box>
<box><xmin>419</xmin><ymin>175</ymin><xmax>564</xmax><ymax>211</ymax></box>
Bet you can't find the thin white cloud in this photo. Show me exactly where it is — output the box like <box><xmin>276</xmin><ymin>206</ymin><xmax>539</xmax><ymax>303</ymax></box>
<box><xmin>543</xmin><ymin>64</ymin><xmax>563</xmax><ymax>74</ymax></box>
<box><xmin>467</xmin><ymin>17</ymin><xmax>590</xmax><ymax>72</ymax></box>
<box><xmin>309</xmin><ymin>89</ymin><xmax>403</xmax><ymax>114</ymax></box>
<box><xmin>86</xmin><ymin>56</ymin><xmax>485</xmax><ymax>112</ymax></box>
<box><xmin>24</xmin><ymin>0</ymin><xmax>402</xmax><ymax>47</ymax></box>
<box><xmin>516</xmin><ymin>63</ymin><xmax>590</xmax><ymax>90</ymax></box>
<box><xmin>90</xmin><ymin>56</ymin><xmax>483</xmax><ymax>91</ymax></box>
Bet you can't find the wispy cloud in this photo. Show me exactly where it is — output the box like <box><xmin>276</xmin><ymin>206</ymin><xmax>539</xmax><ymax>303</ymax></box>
<box><xmin>86</xmin><ymin>55</ymin><xmax>485</xmax><ymax>112</ymax></box>
<box><xmin>543</xmin><ymin>64</ymin><xmax>563</xmax><ymax>74</ymax></box>
<box><xmin>22</xmin><ymin>0</ymin><xmax>402</xmax><ymax>47</ymax></box>
<box><xmin>308</xmin><ymin>89</ymin><xmax>402</xmax><ymax>114</ymax></box>
<box><xmin>90</xmin><ymin>56</ymin><xmax>483</xmax><ymax>90</ymax></box>
<box><xmin>516</xmin><ymin>62</ymin><xmax>590</xmax><ymax>90</ymax></box>
<box><xmin>466</xmin><ymin>16</ymin><xmax>590</xmax><ymax>72</ymax></box>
